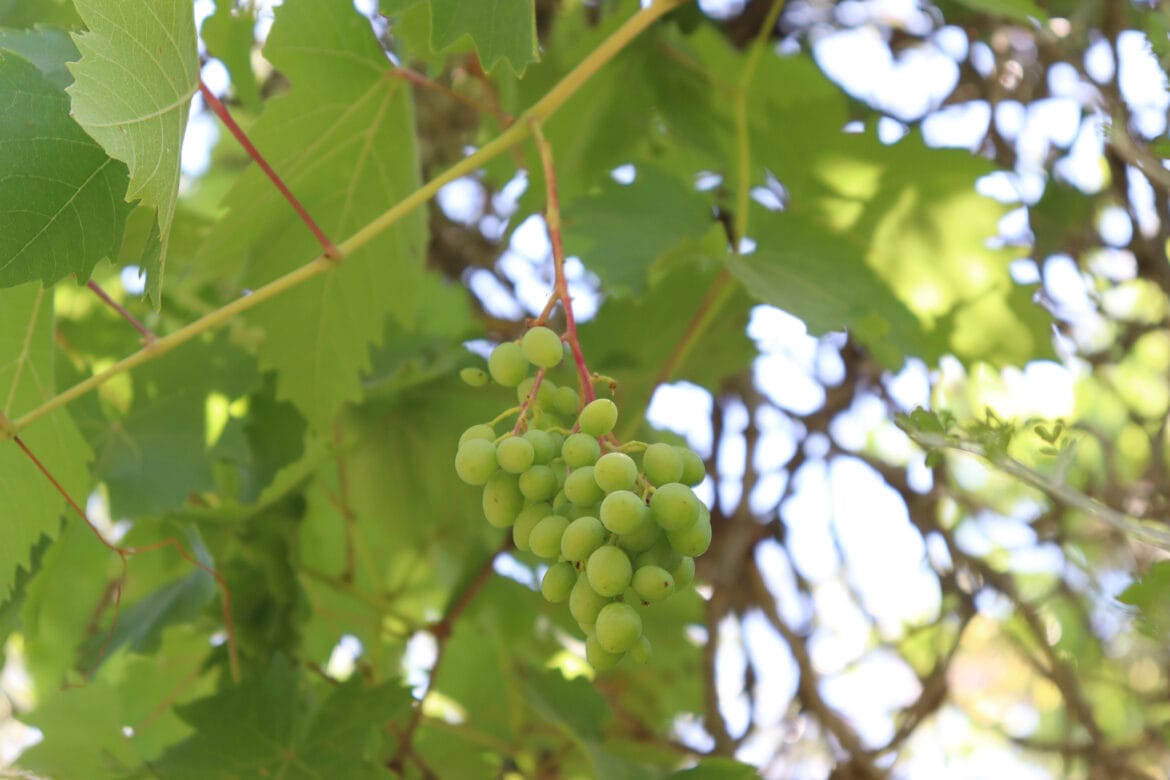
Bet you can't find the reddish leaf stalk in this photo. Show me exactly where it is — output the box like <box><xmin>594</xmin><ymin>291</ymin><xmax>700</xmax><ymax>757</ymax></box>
<box><xmin>11</xmin><ymin>434</ymin><xmax>241</xmax><ymax>683</ymax></box>
<box><xmin>529</xmin><ymin>119</ymin><xmax>596</xmax><ymax>404</ymax></box>
<box><xmin>86</xmin><ymin>280</ymin><xmax>156</xmax><ymax>342</ymax></box>
<box><xmin>198</xmin><ymin>81</ymin><xmax>341</xmax><ymax>260</ymax></box>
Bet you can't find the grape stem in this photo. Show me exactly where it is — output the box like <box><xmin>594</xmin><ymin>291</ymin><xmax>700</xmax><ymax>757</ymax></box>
<box><xmin>529</xmin><ymin>119</ymin><xmax>597</xmax><ymax>405</ymax></box>
<box><xmin>512</xmin><ymin>368</ymin><xmax>547</xmax><ymax>435</ymax></box>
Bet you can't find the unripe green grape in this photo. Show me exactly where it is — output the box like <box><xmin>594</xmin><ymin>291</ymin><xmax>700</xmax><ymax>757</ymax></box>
<box><xmin>667</xmin><ymin>505</ymin><xmax>711</xmax><ymax>557</ymax></box>
<box><xmin>529</xmin><ymin>514</ymin><xmax>570</xmax><ymax>559</ymax></box>
<box><xmin>642</xmin><ymin>442</ymin><xmax>683</xmax><ymax>486</ymax></box>
<box><xmin>532</xmin><ymin>409</ymin><xmax>568</xmax><ymax>430</ymax></box>
<box><xmin>561</xmin><ymin>515</ymin><xmax>606</xmax><ymax>562</ymax></box>
<box><xmin>562</xmin><ymin>433</ymin><xmax>600</xmax><ymax>468</ymax></box>
<box><xmin>570</xmin><ymin>574</ymin><xmax>610</xmax><ymax>627</ymax></box>
<box><xmin>512</xmin><ymin>503</ymin><xmax>550</xmax><ymax>551</ymax></box>
<box><xmin>455</xmin><ymin>439</ymin><xmax>497</xmax><ymax>486</ymax></box>
<box><xmin>459</xmin><ymin>423</ymin><xmax>496</xmax><ymax>446</ymax></box>
<box><xmin>595</xmin><ymin>602</ymin><xmax>642</xmax><ymax>654</ymax></box>
<box><xmin>516</xmin><ymin>376</ymin><xmax>536</xmax><ymax>404</ymax></box>
<box><xmin>678</xmin><ymin>446</ymin><xmax>706</xmax><ymax>486</ymax></box>
<box><xmin>567</xmin><ymin>502</ymin><xmax>600</xmax><ymax>520</ymax></box>
<box><xmin>488</xmin><ymin>341</ymin><xmax>528</xmax><ymax>387</ymax></box>
<box><xmin>554</xmin><ymin>386</ymin><xmax>580</xmax><ymax>417</ymax></box>
<box><xmin>523</xmin><ymin>429</ymin><xmax>557</xmax><ymax>464</ymax></box>
<box><xmin>564</xmin><ymin>466</ymin><xmax>604</xmax><ymax>506</ymax></box>
<box><xmin>629</xmin><ymin>636</ymin><xmax>652</xmax><ymax>664</ymax></box>
<box><xmin>482</xmin><ymin>472</ymin><xmax>524</xmax><ymax>528</ymax></box>
<box><xmin>552</xmin><ymin>489</ymin><xmax>570</xmax><ymax>514</ymax></box>
<box><xmin>599</xmin><ymin>490</ymin><xmax>648</xmax><ymax>535</ymax></box>
<box><xmin>536</xmin><ymin>380</ymin><xmax>557</xmax><ymax>409</ymax></box>
<box><xmin>672</xmin><ymin>556</ymin><xmax>696</xmax><ymax>589</ymax></box>
<box><xmin>460</xmin><ymin>367</ymin><xmax>488</xmax><ymax>387</ymax></box>
<box><xmin>577</xmin><ymin>398</ymin><xmax>618</xmax><ymax>437</ymax></box>
<box><xmin>618</xmin><ymin>519</ymin><xmax>662</xmax><ymax>553</ymax></box>
<box><xmin>636</xmin><ymin>538</ymin><xmax>682</xmax><ymax>572</ymax></box>
<box><xmin>650</xmin><ymin>483</ymin><xmax>701</xmax><ymax>532</ymax></box>
<box><xmin>519</xmin><ymin>465</ymin><xmax>558</xmax><ymax>502</ymax></box>
<box><xmin>586</xmin><ymin>545</ymin><xmax>632</xmax><ymax>597</ymax></box>
<box><xmin>585</xmin><ymin>633</ymin><xmax>623</xmax><ymax>671</ymax></box>
<box><xmin>541</xmin><ymin>562</ymin><xmax>577</xmax><ymax>603</ymax></box>
<box><xmin>522</xmin><ymin>326</ymin><xmax>564</xmax><ymax>368</ymax></box>
<box><xmin>594</xmin><ymin>452</ymin><xmax>638</xmax><ymax>493</ymax></box>
<box><xmin>496</xmin><ymin>435</ymin><xmax>535</xmax><ymax>474</ymax></box>
<box><xmin>632</xmin><ymin>565</ymin><xmax>675</xmax><ymax>603</ymax></box>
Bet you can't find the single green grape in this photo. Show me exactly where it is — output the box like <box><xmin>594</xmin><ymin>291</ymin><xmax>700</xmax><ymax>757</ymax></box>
<box><xmin>667</xmin><ymin>504</ymin><xmax>711</xmax><ymax>557</ymax></box>
<box><xmin>496</xmin><ymin>435</ymin><xmax>536</xmax><ymax>474</ymax></box>
<box><xmin>561</xmin><ymin>515</ymin><xmax>606</xmax><ymax>561</ymax></box>
<box><xmin>516</xmin><ymin>376</ymin><xmax>536</xmax><ymax>404</ymax></box>
<box><xmin>455</xmin><ymin>438</ymin><xmax>497</xmax><ymax>486</ymax></box>
<box><xmin>536</xmin><ymin>380</ymin><xmax>558</xmax><ymax>409</ymax></box>
<box><xmin>523</xmin><ymin>429</ymin><xmax>557</xmax><ymax>464</ymax></box>
<box><xmin>594</xmin><ymin>452</ymin><xmax>638</xmax><ymax>493</ymax></box>
<box><xmin>567</xmin><ymin>502</ymin><xmax>601</xmax><ymax>520</ymax></box>
<box><xmin>482</xmin><ymin>471</ymin><xmax>524</xmax><ymax>528</ymax></box>
<box><xmin>519</xmin><ymin>464</ymin><xmax>559</xmax><ymax>502</ymax></box>
<box><xmin>488</xmin><ymin>341</ymin><xmax>528</xmax><ymax>387</ymax></box>
<box><xmin>512</xmin><ymin>503</ymin><xmax>550</xmax><ymax>551</ymax></box>
<box><xmin>459</xmin><ymin>423</ymin><xmax>496</xmax><ymax>446</ymax></box>
<box><xmin>562</xmin><ymin>433</ymin><xmax>601</xmax><ymax>468</ymax></box>
<box><xmin>577</xmin><ymin>398</ymin><xmax>618</xmax><ymax>437</ymax></box>
<box><xmin>564</xmin><ymin>466</ymin><xmax>605</xmax><ymax>506</ymax></box>
<box><xmin>677</xmin><ymin>446</ymin><xmax>706</xmax><ymax>486</ymax></box>
<box><xmin>522</xmin><ymin>326</ymin><xmax>564</xmax><ymax>368</ymax></box>
<box><xmin>529</xmin><ymin>514</ymin><xmax>570</xmax><ymax>559</ymax></box>
<box><xmin>642</xmin><ymin>442</ymin><xmax>683</xmax><ymax>486</ymax></box>
<box><xmin>650</xmin><ymin>482</ymin><xmax>701</xmax><ymax>532</ymax></box>
<box><xmin>632</xmin><ymin>565</ymin><xmax>675</xmax><ymax>603</ymax></box>
<box><xmin>595</xmin><ymin>602</ymin><xmax>642</xmax><ymax>654</ymax></box>
<box><xmin>541</xmin><ymin>561</ymin><xmax>577</xmax><ymax>603</ymax></box>
<box><xmin>586</xmin><ymin>545</ymin><xmax>632</xmax><ymax>597</ymax></box>
<box><xmin>629</xmin><ymin>635</ymin><xmax>652</xmax><ymax>664</ymax></box>
<box><xmin>617</xmin><ymin>519</ymin><xmax>662</xmax><ymax>553</ymax></box>
<box><xmin>570</xmin><ymin>573</ymin><xmax>610</xmax><ymax>627</ymax></box>
<box><xmin>554</xmin><ymin>386</ymin><xmax>580</xmax><ymax>417</ymax></box>
<box><xmin>635</xmin><ymin>537</ymin><xmax>682</xmax><ymax>572</ymax></box>
<box><xmin>460</xmin><ymin>367</ymin><xmax>488</xmax><ymax>387</ymax></box>
<box><xmin>585</xmin><ymin>632</ymin><xmax>623</xmax><ymax>671</ymax></box>
<box><xmin>599</xmin><ymin>490</ymin><xmax>648</xmax><ymax>535</ymax></box>
<box><xmin>672</xmin><ymin>556</ymin><xmax>696</xmax><ymax>589</ymax></box>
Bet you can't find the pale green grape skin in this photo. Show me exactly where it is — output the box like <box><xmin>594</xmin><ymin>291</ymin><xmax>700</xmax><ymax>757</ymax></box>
<box><xmin>618</xmin><ymin>519</ymin><xmax>662</xmax><ymax>553</ymax></box>
<box><xmin>666</xmin><ymin>507</ymin><xmax>711</xmax><ymax>557</ymax></box>
<box><xmin>561</xmin><ymin>515</ymin><xmax>607</xmax><ymax>561</ymax></box>
<box><xmin>519</xmin><ymin>465</ymin><xmax>559</xmax><ymax>502</ymax></box>
<box><xmin>642</xmin><ymin>442</ymin><xmax>683</xmax><ymax>486</ymax></box>
<box><xmin>567</xmin><ymin>502</ymin><xmax>600</xmax><ymax>520</ymax></box>
<box><xmin>672</xmin><ymin>556</ymin><xmax>696</xmax><ymax>589</ymax></box>
<box><xmin>650</xmin><ymin>483</ymin><xmax>701</xmax><ymax>532</ymax></box>
<box><xmin>594</xmin><ymin>452</ymin><xmax>638</xmax><ymax>493</ymax></box>
<box><xmin>599</xmin><ymin>490</ymin><xmax>648</xmax><ymax>535</ymax></box>
<box><xmin>552</xmin><ymin>489</ymin><xmax>570</xmax><ymax>514</ymax></box>
<box><xmin>541</xmin><ymin>562</ymin><xmax>577</xmax><ymax>603</ymax></box>
<box><xmin>577</xmin><ymin>398</ymin><xmax>618</xmax><ymax>437</ymax></box>
<box><xmin>585</xmin><ymin>633</ymin><xmax>623</xmax><ymax>671</ymax></box>
<box><xmin>586</xmin><ymin>545</ymin><xmax>633</xmax><ymax>597</ymax></box>
<box><xmin>482</xmin><ymin>472</ymin><xmax>524</xmax><ymax>528</ymax></box>
<box><xmin>677</xmin><ymin>446</ymin><xmax>706</xmax><ymax>486</ymax></box>
<box><xmin>536</xmin><ymin>380</ymin><xmax>558</xmax><ymax>409</ymax></box>
<box><xmin>460</xmin><ymin>367</ymin><xmax>488</xmax><ymax>387</ymax></box>
<box><xmin>554</xmin><ymin>386</ymin><xmax>580</xmax><ymax>417</ymax></box>
<box><xmin>632</xmin><ymin>565</ymin><xmax>675</xmax><ymax>603</ymax></box>
<box><xmin>516</xmin><ymin>376</ymin><xmax>536</xmax><ymax>404</ymax></box>
<box><xmin>564</xmin><ymin>466</ymin><xmax>605</xmax><ymax>506</ymax></box>
<box><xmin>523</xmin><ymin>429</ymin><xmax>557</xmax><ymax>464</ymax></box>
<box><xmin>570</xmin><ymin>574</ymin><xmax>610</xmax><ymax>627</ymax></box>
<box><xmin>512</xmin><ymin>503</ymin><xmax>551</xmax><ymax>550</ymax></box>
<box><xmin>629</xmin><ymin>636</ymin><xmax>652</xmax><ymax>664</ymax></box>
<box><xmin>595</xmin><ymin>602</ymin><xmax>643</xmax><ymax>654</ymax></box>
<box><xmin>488</xmin><ymin>341</ymin><xmax>528</xmax><ymax>387</ymax></box>
<box><xmin>455</xmin><ymin>439</ymin><xmax>497</xmax><ymax>486</ymax></box>
<box><xmin>459</xmin><ymin>424</ymin><xmax>496</xmax><ymax>446</ymax></box>
<box><xmin>562</xmin><ymin>433</ymin><xmax>601</xmax><ymax>468</ymax></box>
<box><xmin>496</xmin><ymin>436</ymin><xmax>536</xmax><ymax>474</ymax></box>
<box><xmin>522</xmin><ymin>326</ymin><xmax>564</xmax><ymax>368</ymax></box>
<box><xmin>636</xmin><ymin>538</ymin><xmax>682</xmax><ymax>572</ymax></box>
<box><xmin>529</xmin><ymin>514</ymin><xmax>570</xmax><ymax>559</ymax></box>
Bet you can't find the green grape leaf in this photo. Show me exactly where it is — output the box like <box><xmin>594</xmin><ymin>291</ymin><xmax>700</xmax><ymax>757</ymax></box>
<box><xmin>563</xmin><ymin>165</ymin><xmax>714</xmax><ymax>298</ymax></box>
<box><xmin>154</xmin><ymin>657</ymin><xmax>410</xmax><ymax>779</ymax></box>
<box><xmin>665</xmin><ymin>758</ymin><xmax>763</xmax><ymax>779</ymax></box>
<box><xmin>0</xmin><ymin>285</ymin><xmax>91</xmax><ymax>600</ymax></box>
<box><xmin>67</xmin><ymin>0</ymin><xmax>200</xmax><ymax>306</ymax></box>
<box><xmin>1119</xmin><ymin>561</ymin><xmax>1170</xmax><ymax>638</ymax></box>
<box><xmin>0</xmin><ymin>0</ymin><xmax>80</xmax><ymax>29</ymax></box>
<box><xmin>197</xmin><ymin>0</ymin><xmax>426</xmax><ymax>431</ymax></box>
<box><xmin>522</xmin><ymin>670</ymin><xmax>612</xmax><ymax>741</ymax></box>
<box><xmin>200</xmin><ymin>1</ymin><xmax>261</xmax><ymax>112</ymax></box>
<box><xmin>949</xmin><ymin>0</ymin><xmax>1049</xmax><ymax>23</ymax></box>
<box><xmin>429</xmin><ymin>0</ymin><xmax>538</xmax><ymax>74</ymax></box>
<box><xmin>0</xmin><ymin>24</ymin><xmax>78</xmax><ymax>87</ymax></box>
<box><xmin>0</xmin><ymin>48</ymin><xmax>132</xmax><ymax>287</ymax></box>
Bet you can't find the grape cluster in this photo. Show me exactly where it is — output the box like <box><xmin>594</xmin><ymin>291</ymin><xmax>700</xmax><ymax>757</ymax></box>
<box><xmin>455</xmin><ymin>327</ymin><xmax>711</xmax><ymax>670</ymax></box>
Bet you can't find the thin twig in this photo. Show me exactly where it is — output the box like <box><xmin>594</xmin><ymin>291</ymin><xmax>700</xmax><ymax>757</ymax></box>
<box><xmin>86</xmin><ymin>280</ymin><xmax>156</xmax><ymax>342</ymax></box>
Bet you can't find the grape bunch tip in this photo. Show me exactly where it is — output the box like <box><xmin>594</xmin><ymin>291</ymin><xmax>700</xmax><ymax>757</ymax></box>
<box><xmin>455</xmin><ymin>330</ymin><xmax>711</xmax><ymax>672</ymax></box>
